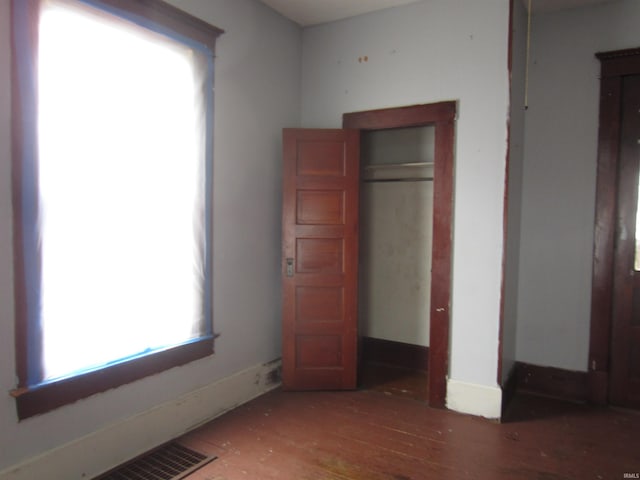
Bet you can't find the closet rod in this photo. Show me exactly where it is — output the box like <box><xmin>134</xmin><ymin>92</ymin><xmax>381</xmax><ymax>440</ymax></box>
<box><xmin>363</xmin><ymin>177</ymin><xmax>433</xmax><ymax>183</ymax></box>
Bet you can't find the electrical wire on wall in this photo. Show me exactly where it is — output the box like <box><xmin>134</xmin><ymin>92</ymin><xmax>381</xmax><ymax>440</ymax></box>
<box><xmin>525</xmin><ymin>0</ymin><xmax>532</xmax><ymax>109</ymax></box>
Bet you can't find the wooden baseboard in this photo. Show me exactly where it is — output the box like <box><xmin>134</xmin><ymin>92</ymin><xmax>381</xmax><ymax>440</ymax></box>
<box><xmin>501</xmin><ymin>364</ymin><xmax>519</xmax><ymax>419</ymax></box>
<box><xmin>515</xmin><ymin>362</ymin><xmax>588</xmax><ymax>403</ymax></box>
<box><xmin>587</xmin><ymin>369</ymin><xmax>609</xmax><ymax>405</ymax></box>
<box><xmin>360</xmin><ymin>336</ymin><xmax>429</xmax><ymax>372</ymax></box>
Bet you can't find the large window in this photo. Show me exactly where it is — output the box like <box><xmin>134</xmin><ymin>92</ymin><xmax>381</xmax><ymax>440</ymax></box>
<box><xmin>11</xmin><ymin>0</ymin><xmax>222</xmax><ymax>419</ymax></box>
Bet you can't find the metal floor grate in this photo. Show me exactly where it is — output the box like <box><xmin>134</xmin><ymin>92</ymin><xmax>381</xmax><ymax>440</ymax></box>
<box><xmin>95</xmin><ymin>442</ymin><xmax>216</xmax><ymax>480</ymax></box>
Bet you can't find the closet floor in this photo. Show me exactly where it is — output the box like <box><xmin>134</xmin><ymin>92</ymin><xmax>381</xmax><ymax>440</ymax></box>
<box><xmin>359</xmin><ymin>362</ymin><xmax>428</xmax><ymax>402</ymax></box>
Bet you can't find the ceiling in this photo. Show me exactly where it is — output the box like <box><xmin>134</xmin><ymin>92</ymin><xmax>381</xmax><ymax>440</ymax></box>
<box><xmin>259</xmin><ymin>0</ymin><xmax>619</xmax><ymax>27</ymax></box>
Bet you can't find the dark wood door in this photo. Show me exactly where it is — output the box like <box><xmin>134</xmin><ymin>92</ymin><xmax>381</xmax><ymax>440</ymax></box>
<box><xmin>281</xmin><ymin>128</ymin><xmax>360</xmax><ymax>390</ymax></box>
<box><xmin>611</xmin><ymin>75</ymin><xmax>640</xmax><ymax>408</ymax></box>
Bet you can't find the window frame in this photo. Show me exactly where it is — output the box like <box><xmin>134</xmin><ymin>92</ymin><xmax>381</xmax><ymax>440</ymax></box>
<box><xmin>10</xmin><ymin>0</ymin><xmax>223</xmax><ymax>420</ymax></box>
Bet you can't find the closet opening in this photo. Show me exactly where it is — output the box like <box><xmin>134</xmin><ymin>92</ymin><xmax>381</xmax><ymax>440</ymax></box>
<box><xmin>343</xmin><ymin>101</ymin><xmax>455</xmax><ymax>408</ymax></box>
<box><xmin>358</xmin><ymin>126</ymin><xmax>435</xmax><ymax>402</ymax></box>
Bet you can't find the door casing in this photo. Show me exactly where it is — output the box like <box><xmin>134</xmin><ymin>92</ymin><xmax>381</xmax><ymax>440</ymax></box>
<box><xmin>589</xmin><ymin>47</ymin><xmax>640</xmax><ymax>405</ymax></box>
<box><xmin>344</xmin><ymin>102</ymin><xmax>456</xmax><ymax>408</ymax></box>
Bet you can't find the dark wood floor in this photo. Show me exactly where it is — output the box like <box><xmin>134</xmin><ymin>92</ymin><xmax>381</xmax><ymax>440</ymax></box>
<box><xmin>179</xmin><ymin>367</ymin><xmax>640</xmax><ymax>480</ymax></box>
<box><xmin>359</xmin><ymin>362</ymin><xmax>428</xmax><ymax>402</ymax></box>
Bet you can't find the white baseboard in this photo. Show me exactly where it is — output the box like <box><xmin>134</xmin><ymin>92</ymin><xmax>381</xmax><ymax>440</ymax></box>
<box><xmin>446</xmin><ymin>378</ymin><xmax>502</xmax><ymax>419</ymax></box>
<box><xmin>0</xmin><ymin>359</ymin><xmax>282</xmax><ymax>480</ymax></box>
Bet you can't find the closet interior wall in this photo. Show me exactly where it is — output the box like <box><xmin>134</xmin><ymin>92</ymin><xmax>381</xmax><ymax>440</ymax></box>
<box><xmin>358</xmin><ymin>126</ymin><xmax>436</xmax><ymax>348</ymax></box>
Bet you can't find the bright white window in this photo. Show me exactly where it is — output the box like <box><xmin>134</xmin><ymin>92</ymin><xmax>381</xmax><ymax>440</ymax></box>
<box><xmin>36</xmin><ymin>0</ymin><xmax>211</xmax><ymax>382</ymax></box>
<box><xmin>12</xmin><ymin>0</ymin><xmax>221</xmax><ymax>419</ymax></box>
<box><xmin>10</xmin><ymin>0</ymin><xmax>223</xmax><ymax>420</ymax></box>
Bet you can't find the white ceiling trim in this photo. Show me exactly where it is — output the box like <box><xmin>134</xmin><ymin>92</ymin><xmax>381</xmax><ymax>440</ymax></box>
<box><xmin>522</xmin><ymin>0</ymin><xmax>618</xmax><ymax>13</ymax></box>
<box><xmin>260</xmin><ymin>0</ymin><xmax>619</xmax><ymax>27</ymax></box>
<box><xmin>259</xmin><ymin>0</ymin><xmax>422</xmax><ymax>27</ymax></box>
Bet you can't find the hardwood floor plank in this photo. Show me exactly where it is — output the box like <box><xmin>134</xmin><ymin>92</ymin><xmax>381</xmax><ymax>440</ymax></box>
<box><xmin>176</xmin><ymin>373</ymin><xmax>640</xmax><ymax>480</ymax></box>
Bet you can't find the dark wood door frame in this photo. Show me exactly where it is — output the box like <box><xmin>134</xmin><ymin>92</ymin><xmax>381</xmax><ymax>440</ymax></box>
<box><xmin>589</xmin><ymin>47</ymin><xmax>640</xmax><ymax>405</ymax></box>
<box><xmin>343</xmin><ymin>101</ymin><xmax>456</xmax><ymax>408</ymax></box>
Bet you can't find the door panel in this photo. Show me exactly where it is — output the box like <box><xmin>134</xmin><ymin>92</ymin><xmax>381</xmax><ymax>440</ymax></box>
<box><xmin>296</xmin><ymin>238</ymin><xmax>343</xmax><ymax>273</ymax></box>
<box><xmin>296</xmin><ymin>191</ymin><xmax>345</xmax><ymax>225</ymax></box>
<box><xmin>282</xmin><ymin>128</ymin><xmax>360</xmax><ymax>390</ymax></box>
<box><xmin>611</xmin><ymin>74</ymin><xmax>640</xmax><ymax>408</ymax></box>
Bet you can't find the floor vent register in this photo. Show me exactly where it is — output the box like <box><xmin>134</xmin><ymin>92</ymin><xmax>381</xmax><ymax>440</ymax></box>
<box><xmin>94</xmin><ymin>442</ymin><xmax>217</xmax><ymax>480</ymax></box>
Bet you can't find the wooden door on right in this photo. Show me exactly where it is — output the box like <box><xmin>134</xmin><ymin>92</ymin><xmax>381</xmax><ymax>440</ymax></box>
<box><xmin>611</xmin><ymin>74</ymin><xmax>640</xmax><ymax>409</ymax></box>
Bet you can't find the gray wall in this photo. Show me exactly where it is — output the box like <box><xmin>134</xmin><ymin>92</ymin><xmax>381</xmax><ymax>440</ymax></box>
<box><xmin>516</xmin><ymin>0</ymin><xmax>640</xmax><ymax>371</ymax></box>
<box><xmin>0</xmin><ymin>0</ymin><xmax>300</xmax><ymax>471</ymax></box>
<box><xmin>300</xmin><ymin>0</ymin><xmax>511</xmax><ymax>389</ymax></box>
<box><xmin>501</xmin><ymin>0</ymin><xmax>527</xmax><ymax>383</ymax></box>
